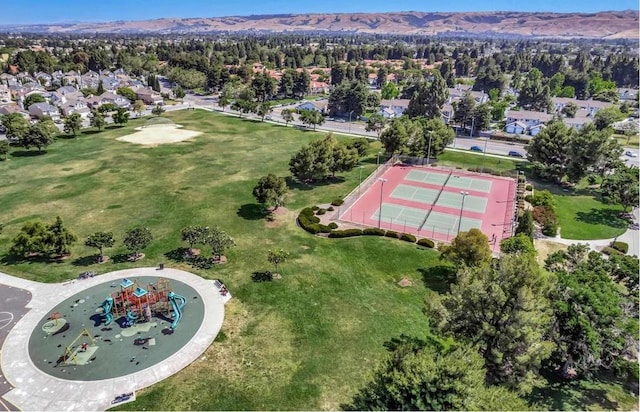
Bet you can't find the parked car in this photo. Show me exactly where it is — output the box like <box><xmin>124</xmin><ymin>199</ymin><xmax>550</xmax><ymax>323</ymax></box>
<box><xmin>508</xmin><ymin>151</ymin><xmax>524</xmax><ymax>157</ymax></box>
<box><xmin>470</xmin><ymin>146</ymin><xmax>483</xmax><ymax>152</ymax></box>
<box><xmin>625</xmin><ymin>150</ymin><xmax>637</xmax><ymax>157</ymax></box>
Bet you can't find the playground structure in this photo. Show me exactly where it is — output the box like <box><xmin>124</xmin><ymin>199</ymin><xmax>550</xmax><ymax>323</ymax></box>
<box><xmin>60</xmin><ymin>328</ymin><xmax>98</xmax><ymax>365</ymax></box>
<box><xmin>99</xmin><ymin>278</ymin><xmax>186</xmax><ymax>329</ymax></box>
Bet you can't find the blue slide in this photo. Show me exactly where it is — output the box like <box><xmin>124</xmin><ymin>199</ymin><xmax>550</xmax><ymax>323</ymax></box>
<box><xmin>168</xmin><ymin>292</ymin><xmax>186</xmax><ymax>330</ymax></box>
<box><xmin>101</xmin><ymin>297</ymin><xmax>114</xmax><ymax>326</ymax></box>
<box><xmin>126</xmin><ymin>309</ymin><xmax>138</xmax><ymax>327</ymax></box>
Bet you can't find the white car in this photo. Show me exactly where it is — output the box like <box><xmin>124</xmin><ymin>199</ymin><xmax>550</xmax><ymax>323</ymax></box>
<box><xmin>625</xmin><ymin>151</ymin><xmax>638</xmax><ymax>157</ymax></box>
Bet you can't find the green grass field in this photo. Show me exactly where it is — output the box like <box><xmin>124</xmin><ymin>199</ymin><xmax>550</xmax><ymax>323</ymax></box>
<box><xmin>0</xmin><ymin>110</ymin><xmax>633</xmax><ymax>410</ymax></box>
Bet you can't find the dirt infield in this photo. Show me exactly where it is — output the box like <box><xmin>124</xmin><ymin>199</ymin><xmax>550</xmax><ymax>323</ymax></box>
<box><xmin>116</xmin><ymin>124</ymin><xmax>202</xmax><ymax>146</ymax></box>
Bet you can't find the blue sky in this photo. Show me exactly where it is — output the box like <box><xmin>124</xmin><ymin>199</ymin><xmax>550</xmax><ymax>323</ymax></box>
<box><xmin>2</xmin><ymin>0</ymin><xmax>638</xmax><ymax>25</ymax></box>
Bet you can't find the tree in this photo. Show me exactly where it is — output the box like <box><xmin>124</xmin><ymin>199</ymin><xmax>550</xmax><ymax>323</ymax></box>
<box><xmin>526</xmin><ymin>120</ymin><xmax>573</xmax><ymax>182</ymax></box>
<box><xmin>2</xmin><ymin>113</ymin><xmax>30</xmax><ymax>142</ymax></box>
<box><xmin>298</xmin><ymin>110</ymin><xmax>324</xmax><ymax>129</ymax></box>
<box><xmin>561</xmin><ymin>102</ymin><xmax>579</xmax><ymax>118</ymax></box>
<box><xmin>256</xmin><ymin>101</ymin><xmax>273</xmax><ymax>121</ymax></box>
<box><xmin>267</xmin><ymin>249</ymin><xmax>289</xmax><ymax>274</ymax></box>
<box><xmin>9</xmin><ymin>221</ymin><xmax>49</xmax><ymax>258</ymax></box>
<box><xmin>85</xmin><ymin>231</ymin><xmax>115</xmax><ymax>262</ymax></box>
<box><xmin>123</xmin><ymin>227</ymin><xmax>152</xmax><ymax>260</ymax></box>
<box><xmin>327</xmin><ymin>81</ymin><xmax>369</xmax><ymax>118</ymax></box>
<box><xmin>289</xmin><ymin>135</ymin><xmax>334</xmax><ymax>182</ymax></box>
<box><xmin>63</xmin><ymin>113</ymin><xmax>82</xmax><ymax>137</ymax></box>
<box><xmin>517</xmin><ymin>68</ymin><xmax>553</xmax><ymax>112</ymax></box>
<box><xmin>97</xmin><ymin>102</ymin><xmax>118</xmax><ymax>114</ymax></box>
<box><xmin>23</xmin><ymin>119</ymin><xmax>57</xmax><ymax>152</ymax></box>
<box><xmin>45</xmin><ymin>216</ymin><xmax>76</xmax><ymax>257</ymax></box>
<box><xmin>132</xmin><ymin>100</ymin><xmax>146</xmax><ymax>117</ymax></box>
<box><xmin>218</xmin><ymin>83</ymin><xmax>235</xmax><ymax>111</ymax></box>
<box><xmin>344</xmin><ymin>337</ymin><xmax>530</xmax><ymax>411</ymax></box>
<box><xmin>172</xmin><ymin>85</ymin><xmax>186</xmax><ymax>100</ymax></box>
<box><xmin>500</xmin><ymin>233</ymin><xmax>536</xmax><ymax>255</ymax></box>
<box><xmin>180</xmin><ymin>225</ymin><xmax>209</xmax><ymax>256</ymax></box>
<box><xmin>89</xmin><ymin>111</ymin><xmax>106</xmax><ymax>131</ymax></box>
<box><xmin>515</xmin><ymin>210</ymin><xmax>535</xmax><ymax>240</ymax></box>
<box><xmin>117</xmin><ymin>87</ymin><xmax>137</xmax><ymax>102</ymax></box>
<box><xmin>380</xmin><ymin>81</ymin><xmax>400</xmax><ymax>100</ymax></box>
<box><xmin>601</xmin><ymin>165</ymin><xmax>639</xmax><ymax>212</ymax></box>
<box><xmin>427</xmin><ymin>254</ymin><xmax>554</xmax><ymax>392</ymax></box>
<box><xmin>281</xmin><ymin>108</ymin><xmax>294</xmax><ymax>126</ymax></box>
<box><xmin>24</xmin><ymin>93</ymin><xmax>45</xmax><ymax>109</ymax></box>
<box><xmin>593</xmin><ymin>106</ymin><xmax>624</xmax><ymax>131</ymax></box>
<box><xmin>207</xmin><ymin>227</ymin><xmax>235</xmax><ymax>262</ymax></box>
<box><xmin>406</xmin><ymin>71</ymin><xmax>448</xmax><ymax>119</ymax></box>
<box><xmin>330</xmin><ymin>142</ymin><xmax>359</xmax><ymax>177</ymax></box>
<box><xmin>365</xmin><ymin>113</ymin><xmax>387</xmax><ymax>137</ymax></box>
<box><xmin>151</xmin><ymin>104</ymin><xmax>165</xmax><ymax>116</ymax></box>
<box><xmin>545</xmin><ymin>246</ymin><xmax>636</xmax><ymax>377</ymax></box>
<box><xmin>112</xmin><ymin>107</ymin><xmax>129</xmax><ymax>126</ymax></box>
<box><xmin>0</xmin><ymin>140</ymin><xmax>10</xmax><ymax>160</ymax></box>
<box><xmin>252</xmin><ymin>174</ymin><xmax>288</xmax><ymax>210</ymax></box>
<box><xmin>453</xmin><ymin>92</ymin><xmax>476</xmax><ymax>130</ymax></box>
<box><xmin>96</xmin><ymin>80</ymin><xmax>104</xmax><ymax>95</ymax></box>
<box><xmin>566</xmin><ymin>123</ymin><xmax>620</xmax><ymax>182</ymax></box>
<box><xmin>380</xmin><ymin>117</ymin><xmax>410</xmax><ymax>154</ymax></box>
<box><xmin>439</xmin><ymin>228</ymin><xmax>492</xmax><ymax>268</ymax></box>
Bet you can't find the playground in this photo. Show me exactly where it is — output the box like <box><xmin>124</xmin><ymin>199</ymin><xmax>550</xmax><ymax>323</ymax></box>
<box><xmin>339</xmin><ymin>165</ymin><xmax>517</xmax><ymax>245</ymax></box>
<box><xmin>28</xmin><ymin>276</ymin><xmax>205</xmax><ymax>381</ymax></box>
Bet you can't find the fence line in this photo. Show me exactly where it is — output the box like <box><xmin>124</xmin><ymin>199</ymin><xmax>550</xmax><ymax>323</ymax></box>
<box><xmin>417</xmin><ymin>168</ymin><xmax>453</xmax><ymax>232</ymax></box>
<box><xmin>335</xmin><ymin>155</ymin><xmax>396</xmax><ymax>220</ymax></box>
<box><xmin>501</xmin><ymin>177</ymin><xmax>517</xmax><ymax>237</ymax></box>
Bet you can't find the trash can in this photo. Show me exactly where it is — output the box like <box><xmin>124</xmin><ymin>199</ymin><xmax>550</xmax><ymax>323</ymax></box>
<box><xmin>159</xmin><ymin>263</ymin><xmax>164</xmax><ymax>270</ymax></box>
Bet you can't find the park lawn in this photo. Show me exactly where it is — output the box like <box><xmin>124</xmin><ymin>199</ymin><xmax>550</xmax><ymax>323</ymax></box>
<box><xmin>0</xmin><ymin>109</ymin><xmax>444</xmax><ymax>409</ymax></box>
<box><xmin>611</xmin><ymin>133</ymin><xmax>639</xmax><ymax>148</ymax></box>
<box><xmin>438</xmin><ymin>150</ymin><xmax>522</xmax><ymax>173</ymax></box>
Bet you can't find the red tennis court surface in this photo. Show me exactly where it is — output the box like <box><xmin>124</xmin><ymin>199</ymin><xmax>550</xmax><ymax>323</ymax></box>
<box><xmin>338</xmin><ymin>165</ymin><xmax>517</xmax><ymax>248</ymax></box>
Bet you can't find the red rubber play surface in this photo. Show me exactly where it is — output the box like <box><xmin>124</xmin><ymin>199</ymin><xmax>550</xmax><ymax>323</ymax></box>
<box><xmin>338</xmin><ymin>165</ymin><xmax>516</xmax><ymax>249</ymax></box>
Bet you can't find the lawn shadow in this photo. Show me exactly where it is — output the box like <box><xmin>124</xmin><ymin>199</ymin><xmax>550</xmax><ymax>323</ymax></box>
<box><xmin>110</xmin><ymin>253</ymin><xmax>131</xmax><ymax>264</ymax></box>
<box><xmin>575</xmin><ymin>208</ymin><xmax>629</xmax><ymax>229</ymax></box>
<box><xmin>0</xmin><ymin>253</ymin><xmax>57</xmax><ymax>265</ymax></box>
<box><xmin>71</xmin><ymin>254</ymin><xmax>100</xmax><ymax>267</ymax></box>
<box><xmin>237</xmin><ymin>203</ymin><xmax>269</xmax><ymax>221</ymax></box>
<box><xmin>285</xmin><ymin>175</ymin><xmax>345</xmax><ymax>192</ymax></box>
<box><xmin>417</xmin><ymin>264</ymin><xmax>456</xmax><ymax>293</ymax></box>
<box><xmin>11</xmin><ymin>150</ymin><xmax>47</xmax><ymax>157</ymax></box>
<box><xmin>164</xmin><ymin>247</ymin><xmax>189</xmax><ymax>263</ymax></box>
<box><xmin>82</xmin><ymin>130</ymin><xmax>102</xmax><ymax>135</ymax></box>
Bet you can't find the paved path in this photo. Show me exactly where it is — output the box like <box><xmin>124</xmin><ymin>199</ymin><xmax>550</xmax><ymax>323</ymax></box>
<box><xmin>0</xmin><ymin>267</ymin><xmax>226</xmax><ymax>411</ymax></box>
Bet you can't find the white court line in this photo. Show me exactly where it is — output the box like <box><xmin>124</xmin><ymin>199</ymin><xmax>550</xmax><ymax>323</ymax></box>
<box><xmin>0</xmin><ymin>312</ymin><xmax>14</xmax><ymax>330</ymax></box>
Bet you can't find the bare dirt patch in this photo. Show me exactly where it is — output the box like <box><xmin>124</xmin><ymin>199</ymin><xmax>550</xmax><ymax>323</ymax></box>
<box><xmin>265</xmin><ymin>207</ymin><xmax>291</xmax><ymax>228</ymax></box>
<box><xmin>116</xmin><ymin>124</ymin><xmax>202</xmax><ymax>146</ymax></box>
<box><xmin>535</xmin><ymin>239</ymin><xmax>569</xmax><ymax>265</ymax></box>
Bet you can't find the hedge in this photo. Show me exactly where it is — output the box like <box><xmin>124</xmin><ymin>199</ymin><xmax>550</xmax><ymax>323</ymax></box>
<box><xmin>298</xmin><ymin>207</ymin><xmax>332</xmax><ymax>234</ymax></box>
<box><xmin>602</xmin><ymin>246</ymin><xmax>624</xmax><ymax>256</ymax></box>
<box><xmin>385</xmin><ymin>230</ymin><xmax>398</xmax><ymax>238</ymax></box>
<box><xmin>400</xmin><ymin>233</ymin><xmax>417</xmax><ymax>243</ymax></box>
<box><xmin>329</xmin><ymin>229</ymin><xmax>363</xmax><ymax>238</ymax></box>
<box><xmin>331</xmin><ymin>199</ymin><xmax>344</xmax><ymax>206</ymax></box>
<box><xmin>363</xmin><ymin>228</ymin><xmax>386</xmax><ymax>236</ymax></box>
<box><xmin>316</xmin><ymin>208</ymin><xmax>327</xmax><ymax>215</ymax></box>
<box><xmin>611</xmin><ymin>241</ymin><xmax>629</xmax><ymax>254</ymax></box>
<box><xmin>417</xmin><ymin>238</ymin><xmax>435</xmax><ymax>248</ymax></box>
<box><xmin>328</xmin><ymin>222</ymin><xmax>338</xmax><ymax>230</ymax></box>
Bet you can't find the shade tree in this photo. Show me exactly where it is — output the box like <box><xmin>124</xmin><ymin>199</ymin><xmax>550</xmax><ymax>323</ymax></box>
<box><xmin>123</xmin><ymin>227</ymin><xmax>153</xmax><ymax>260</ymax></box>
<box><xmin>85</xmin><ymin>231</ymin><xmax>115</xmax><ymax>262</ymax></box>
<box><xmin>252</xmin><ymin>174</ymin><xmax>288</xmax><ymax>210</ymax></box>
<box><xmin>63</xmin><ymin>113</ymin><xmax>82</xmax><ymax>137</ymax></box>
<box><xmin>207</xmin><ymin>227</ymin><xmax>235</xmax><ymax>262</ymax></box>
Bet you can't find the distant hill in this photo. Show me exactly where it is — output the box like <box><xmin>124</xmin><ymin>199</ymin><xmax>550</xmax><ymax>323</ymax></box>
<box><xmin>2</xmin><ymin>10</ymin><xmax>638</xmax><ymax>39</ymax></box>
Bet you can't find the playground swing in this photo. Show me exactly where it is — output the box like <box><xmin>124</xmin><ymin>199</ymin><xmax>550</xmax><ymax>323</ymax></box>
<box><xmin>60</xmin><ymin>328</ymin><xmax>97</xmax><ymax>365</ymax></box>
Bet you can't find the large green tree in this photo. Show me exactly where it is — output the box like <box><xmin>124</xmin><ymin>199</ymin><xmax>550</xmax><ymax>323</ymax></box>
<box><xmin>123</xmin><ymin>227</ymin><xmax>153</xmax><ymax>260</ymax></box>
<box><xmin>600</xmin><ymin>165</ymin><xmax>639</xmax><ymax>212</ymax></box>
<box><xmin>46</xmin><ymin>216</ymin><xmax>77</xmax><ymax>256</ymax></box>
<box><xmin>406</xmin><ymin>71</ymin><xmax>448</xmax><ymax>119</ymax></box>
<box><xmin>526</xmin><ymin>120</ymin><xmax>573</xmax><ymax>182</ymax></box>
<box><xmin>427</xmin><ymin>254</ymin><xmax>554</xmax><ymax>392</ymax></box>
<box><xmin>289</xmin><ymin>135</ymin><xmax>355</xmax><ymax>182</ymax></box>
<box><xmin>252</xmin><ymin>174</ymin><xmax>288</xmax><ymax>210</ymax></box>
<box><xmin>85</xmin><ymin>231</ymin><xmax>115</xmax><ymax>263</ymax></box>
<box><xmin>517</xmin><ymin>68</ymin><xmax>553</xmax><ymax>112</ymax></box>
<box><xmin>112</xmin><ymin>107</ymin><xmax>130</xmax><ymax>126</ymax></box>
<box><xmin>0</xmin><ymin>140</ymin><xmax>10</xmax><ymax>160</ymax></box>
<box><xmin>439</xmin><ymin>228</ymin><xmax>492</xmax><ymax>268</ymax></box>
<box><xmin>63</xmin><ymin>113</ymin><xmax>82</xmax><ymax>137</ymax></box>
<box><xmin>23</xmin><ymin>118</ymin><xmax>57</xmax><ymax>152</ymax></box>
<box><xmin>207</xmin><ymin>227</ymin><xmax>235</xmax><ymax>262</ymax></box>
<box><xmin>365</xmin><ymin>113</ymin><xmax>387</xmax><ymax>137</ymax></box>
<box><xmin>1</xmin><ymin>113</ymin><xmax>30</xmax><ymax>142</ymax></box>
<box><xmin>89</xmin><ymin>111</ymin><xmax>106</xmax><ymax>130</ymax></box>
<box><xmin>23</xmin><ymin>93</ymin><xmax>45</xmax><ymax>109</ymax></box>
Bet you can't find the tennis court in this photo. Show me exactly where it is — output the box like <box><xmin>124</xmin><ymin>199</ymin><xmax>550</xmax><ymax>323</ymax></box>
<box><xmin>390</xmin><ymin>184</ymin><xmax>487</xmax><ymax>213</ymax></box>
<box><xmin>405</xmin><ymin>169</ymin><xmax>492</xmax><ymax>193</ymax></box>
<box><xmin>372</xmin><ymin>203</ymin><xmax>483</xmax><ymax>235</ymax></box>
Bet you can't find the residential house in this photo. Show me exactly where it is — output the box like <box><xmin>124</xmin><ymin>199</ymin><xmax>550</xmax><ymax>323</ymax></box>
<box><xmin>505</xmin><ymin>110</ymin><xmax>553</xmax><ymax>129</ymax></box>
<box><xmin>296</xmin><ymin>101</ymin><xmax>327</xmax><ymax>113</ymax></box>
<box><xmin>100</xmin><ymin>92</ymin><xmax>131</xmax><ymax>109</ymax></box>
<box><xmin>0</xmin><ymin>104</ymin><xmax>29</xmax><ymax>119</ymax></box>
<box><xmin>35</xmin><ymin>72</ymin><xmax>52</xmax><ymax>87</ymax></box>
<box><xmin>61</xmin><ymin>100</ymin><xmax>91</xmax><ymax>118</ymax></box>
<box><xmin>447</xmin><ymin>87</ymin><xmax>489</xmax><ymax>105</ymax></box>
<box><xmin>563</xmin><ymin>116</ymin><xmax>592</xmax><ymax>131</ymax></box>
<box><xmin>617</xmin><ymin>88</ymin><xmax>638</xmax><ymax>102</ymax></box>
<box><xmin>309</xmin><ymin>81</ymin><xmax>330</xmax><ymax>95</ymax></box>
<box><xmin>379</xmin><ymin>99</ymin><xmax>410</xmax><ymax>118</ymax></box>
<box><xmin>0</xmin><ymin>85</ymin><xmax>11</xmax><ymax>103</ymax></box>
<box><xmin>136</xmin><ymin>88</ymin><xmax>163</xmax><ymax>105</ymax></box>
<box><xmin>84</xmin><ymin>95</ymin><xmax>104</xmax><ymax>110</ymax></box>
<box><xmin>552</xmin><ymin>97</ymin><xmax>613</xmax><ymax>117</ymax></box>
<box><xmin>505</xmin><ymin>121</ymin><xmax>527</xmax><ymax>134</ymax></box>
<box><xmin>28</xmin><ymin>102</ymin><xmax>60</xmax><ymax>121</ymax></box>
<box><xmin>441</xmin><ymin>103</ymin><xmax>454</xmax><ymax>125</ymax></box>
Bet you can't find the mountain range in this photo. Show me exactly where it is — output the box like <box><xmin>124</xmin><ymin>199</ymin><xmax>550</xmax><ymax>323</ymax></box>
<box><xmin>1</xmin><ymin>10</ymin><xmax>638</xmax><ymax>39</ymax></box>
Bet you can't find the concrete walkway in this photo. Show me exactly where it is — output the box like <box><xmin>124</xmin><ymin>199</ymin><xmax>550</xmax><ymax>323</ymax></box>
<box><xmin>541</xmin><ymin>207</ymin><xmax>639</xmax><ymax>257</ymax></box>
<box><xmin>0</xmin><ymin>267</ymin><xmax>226</xmax><ymax>411</ymax></box>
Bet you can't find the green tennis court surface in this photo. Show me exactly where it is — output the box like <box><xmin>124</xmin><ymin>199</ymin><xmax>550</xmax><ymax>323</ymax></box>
<box><xmin>372</xmin><ymin>203</ymin><xmax>483</xmax><ymax>234</ymax></box>
<box><xmin>391</xmin><ymin>184</ymin><xmax>487</xmax><ymax>213</ymax></box>
<box><xmin>405</xmin><ymin>169</ymin><xmax>492</xmax><ymax>193</ymax></box>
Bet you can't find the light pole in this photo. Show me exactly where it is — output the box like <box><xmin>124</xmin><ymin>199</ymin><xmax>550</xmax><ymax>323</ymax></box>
<box><xmin>358</xmin><ymin>165</ymin><xmax>365</xmax><ymax>196</ymax></box>
<box><xmin>480</xmin><ymin>137</ymin><xmax>489</xmax><ymax>173</ymax></box>
<box><xmin>377</xmin><ymin>151</ymin><xmax>382</xmax><ymax>165</ymax></box>
<box><xmin>348</xmin><ymin>110</ymin><xmax>354</xmax><ymax>134</ymax></box>
<box><xmin>457</xmin><ymin>191</ymin><xmax>469</xmax><ymax>235</ymax></box>
<box><xmin>426</xmin><ymin>131</ymin><xmax>434</xmax><ymax>166</ymax></box>
<box><xmin>378</xmin><ymin>178</ymin><xmax>387</xmax><ymax>228</ymax></box>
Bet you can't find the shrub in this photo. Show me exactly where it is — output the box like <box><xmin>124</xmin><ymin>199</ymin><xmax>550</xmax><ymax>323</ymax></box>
<box><xmin>363</xmin><ymin>228</ymin><xmax>385</xmax><ymax>236</ymax></box>
<box><xmin>251</xmin><ymin>270</ymin><xmax>274</xmax><ymax>282</ymax></box>
<box><xmin>316</xmin><ymin>208</ymin><xmax>326</xmax><ymax>215</ymax></box>
<box><xmin>602</xmin><ymin>246</ymin><xmax>624</xmax><ymax>256</ymax></box>
<box><xmin>298</xmin><ymin>207</ymin><xmax>332</xmax><ymax>234</ymax></box>
<box><xmin>525</xmin><ymin>184</ymin><xmax>532</xmax><ymax>191</ymax></box>
<box><xmin>611</xmin><ymin>241</ymin><xmax>629</xmax><ymax>254</ymax></box>
<box><xmin>417</xmin><ymin>238</ymin><xmax>435</xmax><ymax>248</ymax></box>
<box><xmin>530</xmin><ymin>190</ymin><xmax>556</xmax><ymax>209</ymax></box>
<box><xmin>311</xmin><ymin>205</ymin><xmax>320</xmax><ymax>211</ymax></box>
<box><xmin>328</xmin><ymin>229</ymin><xmax>363</xmax><ymax>238</ymax></box>
<box><xmin>385</xmin><ymin>230</ymin><xmax>398</xmax><ymax>238</ymax></box>
<box><xmin>331</xmin><ymin>199</ymin><xmax>344</xmax><ymax>206</ymax></box>
<box><xmin>400</xmin><ymin>233</ymin><xmax>417</xmax><ymax>243</ymax></box>
<box><xmin>533</xmin><ymin>205</ymin><xmax>558</xmax><ymax>237</ymax></box>
<box><xmin>327</xmin><ymin>206</ymin><xmax>335</xmax><ymax>211</ymax></box>
<box><xmin>328</xmin><ymin>222</ymin><xmax>338</xmax><ymax>230</ymax></box>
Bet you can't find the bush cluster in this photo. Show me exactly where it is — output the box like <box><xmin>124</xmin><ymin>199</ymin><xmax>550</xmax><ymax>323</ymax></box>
<box><xmin>316</xmin><ymin>208</ymin><xmax>327</xmax><ymax>215</ymax></box>
<box><xmin>417</xmin><ymin>238</ymin><xmax>435</xmax><ymax>248</ymax></box>
<box><xmin>331</xmin><ymin>199</ymin><xmax>344</xmax><ymax>206</ymax></box>
<box><xmin>385</xmin><ymin>230</ymin><xmax>398</xmax><ymax>238</ymax></box>
<box><xmin>611</xmin><ymin>241</ymin><xmax>629</xmax><ymax>254</ymax></box>
<box><xmin>363</xmin><ymin>228</ymin><xmax>386</xmax><ymax>236</ymax></box>
<box><xmin>602</xmin><ymin>246</ymin><xmax>624</xmax><ymax>256</ymax></box>
<box><xmin>328</xmin><ymin>229</ymin><xmax>363</xmax><ymax>238</ymax></box>
<box><xmin>525</xmin><ymin>184</ymin><xmax>533</xmax><ymax>191</ymax></box>
<box><xmin>251</xmin><ymin>270</ymin><xmax>274</xmax><ymax>282</ymax></box>
<box><xmin>298</xmin><ymin>207</ymin><xmax>332</xmax><ymax>234</ymax></box>
<box><xmin>533</xmin><ymin>205</ymin><xmax>558</xmax><ymax>236</ymax></box>
<box><xmin>400</xmin><ymin>233</ymin><xmax>417</xmax><ymax>243</ymax></box>
<box><xmin>467</xmin><ymin>167</ymin><xmax>512</xmax><ymax>177</ymax></box>
<box><xmin>328</xmin><ymin>222</ymin><xmax>338</xmax><ymax>230</ymax></box>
